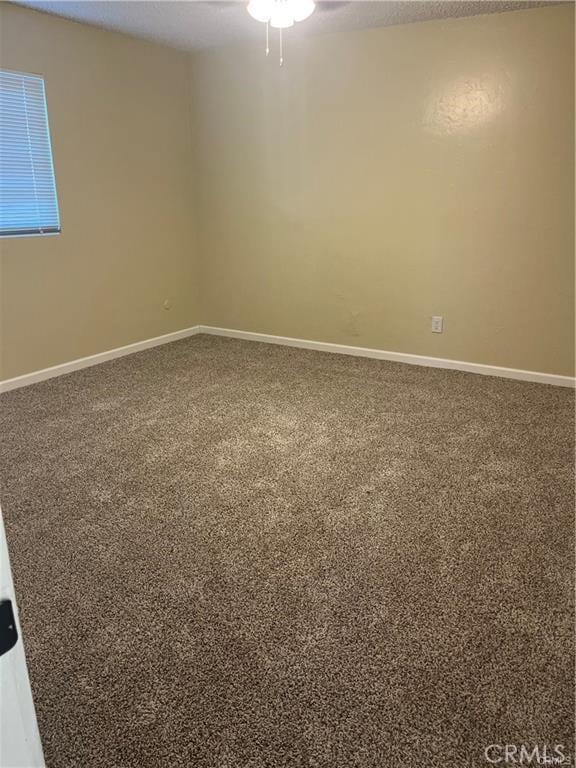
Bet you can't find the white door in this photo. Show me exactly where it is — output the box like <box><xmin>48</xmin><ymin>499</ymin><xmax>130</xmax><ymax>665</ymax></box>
<box><xmin>0</xmin><ymin>508</ymin><xmax>45</xmax><ymax>768</ymax></box>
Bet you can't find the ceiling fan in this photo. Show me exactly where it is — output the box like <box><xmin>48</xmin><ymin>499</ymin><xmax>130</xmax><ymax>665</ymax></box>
<box><xmin>207</xmin><ymin>0</ymin><xmax>350</xmax><ymax>12</ymax></box>
<box><xmin>247</xmin><ymin>0</ymin><xmax>351</xmax><ymax>27</ymax></box>
<box><xmin>207</xmin><ymin>0</ymin><xmax>350</xmax><ymax>64</ymax></box>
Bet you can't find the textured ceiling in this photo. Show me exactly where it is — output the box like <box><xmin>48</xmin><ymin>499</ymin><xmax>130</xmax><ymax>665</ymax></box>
<box><xmin>14</xmin><ymin>0</ymin><xmax>558</xmax><ymax>51</ymax></box>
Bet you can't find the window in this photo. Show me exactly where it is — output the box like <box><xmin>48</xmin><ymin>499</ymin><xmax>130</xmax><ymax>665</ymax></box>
<box><xmin>0</xmin><ymin>70</ymin><xmax>60</xmax><ymax>237</ymax></box>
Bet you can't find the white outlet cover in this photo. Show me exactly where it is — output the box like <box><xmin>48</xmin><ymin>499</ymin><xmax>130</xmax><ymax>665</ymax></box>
<box><xmin>431</xmin><ymin>315</ymin><xmax>443</xmax><ymax>333</ymax></box>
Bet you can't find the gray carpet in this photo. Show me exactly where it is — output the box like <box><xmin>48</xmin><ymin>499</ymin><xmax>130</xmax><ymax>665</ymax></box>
<box><xmin>0</xmin><ymin>334</ymin><xmax>573</xmax><ymax>768</ymax></box>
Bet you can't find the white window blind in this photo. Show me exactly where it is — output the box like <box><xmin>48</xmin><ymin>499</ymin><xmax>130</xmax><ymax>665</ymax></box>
<box><xmin>0</xmin><ymin>70</ymin><xmax>60</xmax><ymax>237</ymax></box>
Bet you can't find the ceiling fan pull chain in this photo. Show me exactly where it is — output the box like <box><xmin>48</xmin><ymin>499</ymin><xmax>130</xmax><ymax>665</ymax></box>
<box><xmin>266</xmin><ymin>20</ymin><xmax>270</xmax><ymax>56</ymax></box>
<box><xmin>279</xmin><ymin>26</ymin><xmax>283</xmax><ymax>66</ymax></box>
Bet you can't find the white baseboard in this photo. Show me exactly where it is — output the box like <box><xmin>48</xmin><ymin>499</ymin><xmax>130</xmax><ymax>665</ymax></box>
<box><xmin>1</xmin><ymin>323</ymin><xmax>573</xmax><ymax>392</ymax></box>
<box><xmin>0</xmin><ymin>325</ymin><xmax>202</xmax><ymax>393</ymax></box>
<box><xmin>198</xmin><ymin>325</ymin><xmax>576</xmax><ymax>388</ymax></box>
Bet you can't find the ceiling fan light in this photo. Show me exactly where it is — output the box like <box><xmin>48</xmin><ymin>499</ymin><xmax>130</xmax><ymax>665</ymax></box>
<box><xmin>270</xmin><ymin>5</ymin><xmax>294</xmax><ymax>28</ymax></box>
<box><xmin>247</xmin><ymin>0</ymin><xmax>272</xmax><ymax>23</ymax></box>
<box><xmin>292</xmin><ymin>0</ymin><xmax>315</xmax><ymax>22</ymax></box>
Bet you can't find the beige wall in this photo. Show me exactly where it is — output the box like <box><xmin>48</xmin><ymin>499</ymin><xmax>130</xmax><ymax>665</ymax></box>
<box><xmin>191</xmin><ymin>4</ymin><xmax>575</xmax><ymax>376</ymax></box>
<box><xmin>0</xmin><ymin>4</ymin><xmax>574</xmax><ymax>380</ymax></box>
<box><xmin>0</xmin><ymin>4</ymin><xmax>200</xmax><ymax>380</ymax></box>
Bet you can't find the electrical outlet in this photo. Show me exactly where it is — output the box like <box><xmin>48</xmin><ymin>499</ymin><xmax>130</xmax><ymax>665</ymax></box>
<box><xmin>431</xmin><ymin>315</ymin><xmax>443</xmax><ymax>333</ymax></box>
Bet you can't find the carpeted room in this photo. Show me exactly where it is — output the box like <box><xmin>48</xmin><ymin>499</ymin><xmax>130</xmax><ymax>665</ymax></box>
<box><xmin>0</xmin><ymin>2</ymin><xmax>574</xmax><ymax>768</ymax></box>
